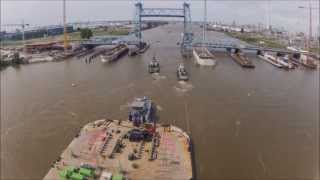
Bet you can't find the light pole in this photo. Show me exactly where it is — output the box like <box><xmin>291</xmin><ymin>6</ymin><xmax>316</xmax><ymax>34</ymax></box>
<box><xmin>21</xmin><ymin>20</ymin><xmax>30</xmax><ymax>48</ymax></box>
<box><xmin>298</xmin><ymin>3</ymin><xmax>319</xmax><ymax>52</ymax></box>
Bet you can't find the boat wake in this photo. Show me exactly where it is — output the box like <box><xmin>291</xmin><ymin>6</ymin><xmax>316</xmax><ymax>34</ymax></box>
<box><xmin>151</xmin><ymin>73</ymin><xmax>167</xmax><ymax>81</ymax></box>
<box><xmin>156</xmin><ymin>105</ymin><xmax>163</xmax><ymax>111</ymax></box>
<box><xmin>174</xmin><ymin>81</ymin><xmax>194</xmax><ymax>94</ymax></box>
<box><xmin>119</xmin><ymin>102</ymin><xmax>131</xmax><ymax>111</ymax></box>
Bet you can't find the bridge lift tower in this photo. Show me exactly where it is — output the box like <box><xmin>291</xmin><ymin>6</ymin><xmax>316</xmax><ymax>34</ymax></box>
<box><xmin>133</xmin><ymin>2</ymin><xmax>193</xmax><ymax>57</ymax></box>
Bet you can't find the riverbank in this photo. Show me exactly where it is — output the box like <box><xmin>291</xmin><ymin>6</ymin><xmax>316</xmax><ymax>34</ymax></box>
<box><xmin>1</xmin><ymin>28</ymin><xmax>130</xmax><ymax>48</ymax></box>
<box><xmin>225</xmin><ymin>31</ymin><xmax>287</xmax><ymax>49</ymax></box>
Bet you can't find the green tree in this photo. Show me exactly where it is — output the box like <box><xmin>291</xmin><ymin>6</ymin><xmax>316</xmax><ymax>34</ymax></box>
<box><xmin>80</xmin><ymin>28</ymin><xmax>93</xmax><ymax>39</ymax></box>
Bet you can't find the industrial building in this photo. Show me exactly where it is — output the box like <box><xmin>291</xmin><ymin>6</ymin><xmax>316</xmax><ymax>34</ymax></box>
<box><xmin>0</xmin><ymin>25</ymin><xmax>74</xmax><ymax>41</ymax></box>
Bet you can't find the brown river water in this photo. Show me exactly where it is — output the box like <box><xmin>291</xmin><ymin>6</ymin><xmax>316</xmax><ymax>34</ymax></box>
<box><xmin>1</xmin><ymin>24</ymin><xmax>319</xmax><ymax>179</ymax></box>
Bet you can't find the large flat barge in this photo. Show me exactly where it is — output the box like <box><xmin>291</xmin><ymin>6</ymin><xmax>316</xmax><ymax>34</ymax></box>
<box><xmin>101</xmin><ymin>45</ymin><xmax>128</xmax><ymax>63</ymax></box>
<box><xmin>44</xmin><ymin>119</ymin><xmax>193</xmax><ymax>180</ymax></box>
<box><xmin>193</xmin><ymin>47</ymin><xmax>216</xmax><ymax>66</ymax></box>
<box><xmin>258</xmin><ymin>53</ymin><xmax>282</xmax><ymax>68</ymax></box>
<box><xmin>230</xmin><ymin>52</ymin><xmax>255</xmax><ymax>68</ymax></box>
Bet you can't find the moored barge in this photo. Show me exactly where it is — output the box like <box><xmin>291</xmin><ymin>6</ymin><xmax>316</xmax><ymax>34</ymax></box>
<box><xmin>100</xmin><ymin>44</ymin><xmax>128</xmax><ymax>63</ymax></box>
<box><xmin>193</xmin><ymin>47</ymin><xmax>216</xmax><ymax>66</ymax></box>
<box><xmin>44</xmin><ymin>98</ymin><xmax>193</xmax><ymax>180</ymax></box>
<box><xmin>230</xmin><ymin>52</ymin><xmax>255</xmax><ymax>68</ymax></box>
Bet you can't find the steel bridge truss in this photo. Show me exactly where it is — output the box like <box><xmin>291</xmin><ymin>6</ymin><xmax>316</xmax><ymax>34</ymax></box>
<box><xmin>134</xmin><ymin>2</ymin><xmax>193</xmax><ymax>56</ymax></box>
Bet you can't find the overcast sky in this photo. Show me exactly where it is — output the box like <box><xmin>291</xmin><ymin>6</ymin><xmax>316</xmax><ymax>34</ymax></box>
<box><xmin>1</xmin><ymin>0</ymin><xmax>319</xmax><ymax>34</ymax></box>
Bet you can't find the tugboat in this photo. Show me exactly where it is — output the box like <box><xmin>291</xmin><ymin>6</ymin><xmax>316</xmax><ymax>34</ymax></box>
<box><xmin>177</xmin><ymin>63</ymin><xmax>189</xmax><ymax>81</ymax></box>
<box><xmin>128</xmin><ymin>97</ymin><xmax>155</xmax><ymax>126</ymax></box>
<box><xmin>148</xmin><ymin>56</ymin><xmax>160</xmax><ymax>73</ymax></box>
<box><xmin>44</xmin><ymin>97</ymin><xmax>193</xmax><ymax>180</ymax></box>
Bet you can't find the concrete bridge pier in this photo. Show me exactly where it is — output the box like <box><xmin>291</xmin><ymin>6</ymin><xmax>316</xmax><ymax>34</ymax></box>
<box><xmin>257</xmin><ymin>49</ymin><xmax>263</xmax><ymax>55</ymax></box>
<box><xmin>234</xmin><ymin>48</ymin><xmax>241</xmax><ymax>54</ymax></box>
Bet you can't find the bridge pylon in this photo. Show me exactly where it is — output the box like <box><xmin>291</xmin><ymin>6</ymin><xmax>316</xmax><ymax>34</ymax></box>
<box><xmin>133</xmin><ymin>2</ymin><xmax>193</xmax><ymax>56</ymax></box>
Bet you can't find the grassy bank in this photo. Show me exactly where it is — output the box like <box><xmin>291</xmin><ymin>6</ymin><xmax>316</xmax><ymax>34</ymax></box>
<box><xmin>1</xmin><ymin>28</ymin><xmax>130</xmax><ymax>48</ymax></box>
<box><xmin>225</xmin><ymin>31</ymin><xmax>287</xmax><ymax>49</ymax></box>
<box><xmin>310</xmin><ymin>47</ymin><xmax>320</xmax><ymax>54</ymax></box>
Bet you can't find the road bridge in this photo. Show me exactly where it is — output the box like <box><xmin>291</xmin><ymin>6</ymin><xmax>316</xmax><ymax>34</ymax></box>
<box><xmin>192</xmin><ymin>42</ymin><xmax>294</xmax><ymax>54</ymax></box>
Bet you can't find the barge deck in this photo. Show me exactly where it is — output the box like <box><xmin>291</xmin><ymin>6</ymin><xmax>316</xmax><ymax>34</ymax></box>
<box><xmin>230</xmin><ymin>52</ymin><xmax>255</xmax><ymax>68</ymax></box>
<box><xmin>193</xmin><ymin>47</ymin><xmax>216</xmax><ymax>66</ymax></box>
<box><xmin>44</xmin><ymin>119</ymin><xmax>193</xmax><ymax>180</ymax></box>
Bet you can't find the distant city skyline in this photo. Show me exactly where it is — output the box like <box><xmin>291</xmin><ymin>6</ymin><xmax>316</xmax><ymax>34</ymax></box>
<box><xmin>1</xmin><ymin>0</ymin><xmax>319</xmax><ymax>35</ymax></box>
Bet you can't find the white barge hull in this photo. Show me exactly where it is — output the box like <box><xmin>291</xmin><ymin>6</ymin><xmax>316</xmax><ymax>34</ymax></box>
<box><xmin>193</xmin><ymin>49</ymin><xmax>216</xmax><ymax>66</ymax></box>
<box><xmin>258</xmin><ymin>55</ymin><xmax>282</xmax><ymax>68</ymax></box>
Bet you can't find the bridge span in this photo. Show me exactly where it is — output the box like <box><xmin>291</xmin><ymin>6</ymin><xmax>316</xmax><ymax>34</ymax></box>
<box><xmin>82</xmin><ymin>35</ymin><xmax>296</xmax><ymax>55</ymax></box>
<box><xmin>81</xmin><ymin>2</ymin><xmax>297</xmax><ymax>56</ymax></box>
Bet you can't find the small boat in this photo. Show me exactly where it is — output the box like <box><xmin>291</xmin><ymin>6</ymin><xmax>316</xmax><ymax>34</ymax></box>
<box><xmin>287</xmin><ymin>55</ymin><xmax>300</xmax><ymax>67</ymax></box>
<box><xmin>177</xmin><ymin>63</ymin><xmax>189</xmax><ymax>81</ymax></box>
<box><xmin>128</xmin><ymin>47</ymin><xmax>139</xmax><ymax>56</ymax></box>
<box><xmin>258</xmin><ymin>53</ymin><xmax>282</xmax><ymax>68</ymax></box>
<box><xmin>193</xmin><ymin>47</ymin><xmax>216</xmax><ymax>66</ymax></box>
<box><xmin>148</xmin><ymin>56</ymin><xmax>160</xmax><ymax>73</ymax></box>
<box><xmin>290</xmin><ymin>54</ymin><xmax>303</xmax><ymax>66</ymax></box>
<box><xmin>128</xmin><ymin>97</ymin><xmax>155</xmax><ymax>126</ymax></box>
<box><xmin>138</xmin><ymin>43</ymin><xmax>150</xmax><ymax>54</ymax></box>
<box><xmin>277</xmin><ymin>55</ymin><xmax>295</xmax><ymax>69</ymax></box>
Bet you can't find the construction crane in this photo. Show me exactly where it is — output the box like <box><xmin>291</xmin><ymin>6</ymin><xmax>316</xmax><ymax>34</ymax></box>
<box><xmin>63</xmin><ymin>0</ymin><xmax>69</xmax><ymax>50</ymax></box>
<box><xmin>1</xmin><ymin>20</ymin><xmax>30</xmax><ymax>46</ymax></box>
<box><xmin>298</xmin><ymin>2</ymin><xmax>319</xmax><ymax>52</ymax></box>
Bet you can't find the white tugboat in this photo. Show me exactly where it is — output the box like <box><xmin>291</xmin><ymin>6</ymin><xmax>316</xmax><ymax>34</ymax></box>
<box><xmin>148</xmin><ymin>56</ymin><xmax>160</xmax><ymax>73</ymax></box>
<box><xmin>177</xmin><ymin>63</ymin><xmax>189</xmax><ymax>81</ymax></box>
